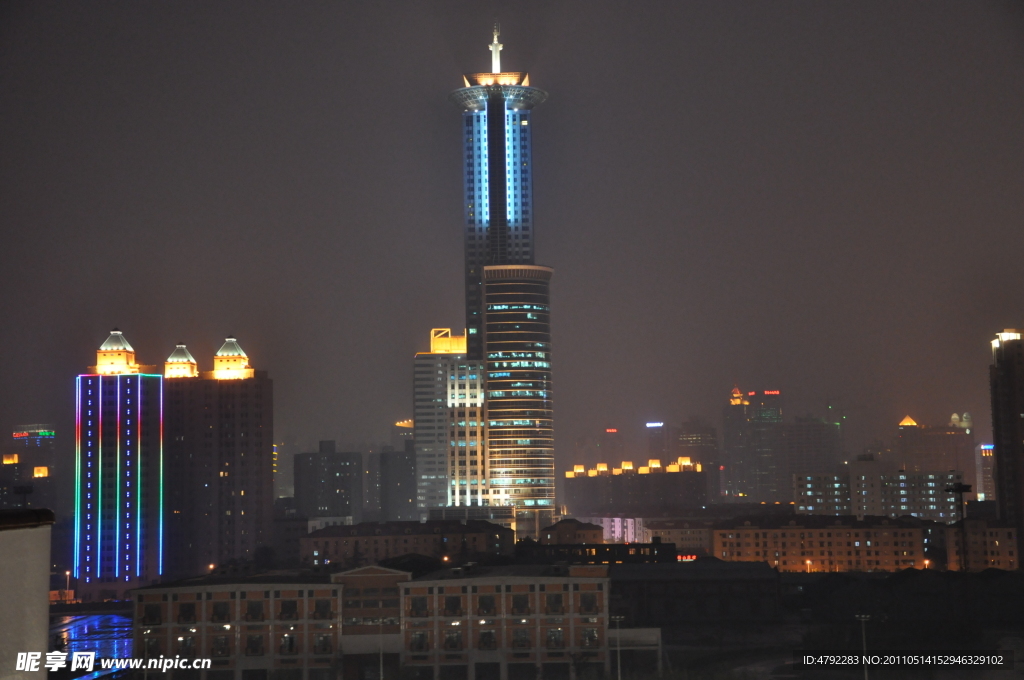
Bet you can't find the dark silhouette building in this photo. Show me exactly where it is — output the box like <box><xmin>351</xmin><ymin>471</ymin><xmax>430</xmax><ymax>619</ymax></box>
<box><xmin>990</xmin><ymin>330</ymin><xmax>1024</xmax><ymax>536</ymax></box>
<box><xmin>380</xmin><ymin>442</ymin><xmax>417</xmax><ymax>521</ymax></box>
<box><xmin>293</xmin><ymin>441</ymin><xmax>363</xmax><ymax>523</ymax></box>
<box><xmin>163</xmin><ymin>337</ymin><xmax>274</xmax><ymax>580</ymax></box>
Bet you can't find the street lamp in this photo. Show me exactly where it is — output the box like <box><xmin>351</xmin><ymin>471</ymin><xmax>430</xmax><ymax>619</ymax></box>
<box><xmin>64</xmin><ymin>571</ymin><xmax>70</xmax><ymax>602</ymax></box>
<box><xmin>855</xmin><ymin>614</ymin><xmax>870</xmax><ymax>680</ymax></box>
<box><xmin>611</xmin><ymin>615</ymin><xmax>625</xmax><ymax>680</ymax></box>
<box><xmin>923</xmin><ymin>559</ymin><xmax>930</xmax><ymax>570</ymax></box>
<box><xmin>805</xmin><ymin>560</ymin><xmax>812</xmax><ymax>573</ymax></box>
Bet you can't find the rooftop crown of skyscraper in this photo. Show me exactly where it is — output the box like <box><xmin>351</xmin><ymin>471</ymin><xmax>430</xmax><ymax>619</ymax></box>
<box><xmin>212</xmin><ymin>336</ymin><xmax>253</xmax><ymax>380</ymax></box>
<box><xmin>164</xmin><ymin>343</ymin><xmax>198</xmax><ymax>378</ymax></box>
<box><xmin>95</xmin><ymin>328</ymin><xmax>140</xmax><ymax>375</ymax></box>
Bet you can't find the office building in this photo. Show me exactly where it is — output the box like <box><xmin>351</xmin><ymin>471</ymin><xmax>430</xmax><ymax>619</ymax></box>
<box><xmin>74</xmin><ymin>330</ymin><xmax>164</xmax><ymax>600</ymax></box>
<box><xmin>163</xmin><ymin>337</ymin><xmax>275</xmax><ymax>581</ymax></box>
<box><xmin>447</xmin><ymin>355</ymin><xmax>487</xmax><ymax>508</ymax></box>
<box><xmin>449</xmin><ymin>27</ymin><xmax>548</xmax><ymax>359</ymax></box>
<box><xmin>450</xmin><ymin>31</ymin><xmax>556</xmax><ymax>537</ymax></box>
<box><xmin>293</xmin><ymin>441</ymin><xmax>362</xmax><ymax>523</ymax></box>
<box><xmin>2</xmin><ymin>426</ymin><xmax>60</xmax><ymax>511</ymax></box>
<box><xmin>380</xmin><ymin>443</ymin><xmax>418</xmax><ymax>522</ymax></box>
<box><xmin>639</xmin><ymin>520</ymin><xmax>715</xmax><ymax>558</ymax></box>
<box><xmin>563</xmin><ymin>458</ymin><xmax>708</xmax><ymax>516</ymax></box>
<box><xmin>975</xmin><ymin>444</ymin><xmax>996</xmax><ymax>501</ymax></box>
<box><xmin>678</xmin><ymin>417</ymin><xmax>723</xmax><ymax>499</ymax></box>
<box><xmin>414</xmin><ymin>329</ymin><xmax>477</xmax><ymax>514</ymax></box>
<box><xmin>722</xmin><ymin>387</ymin><xmax>751</xmax><ymax>497</ymax></box>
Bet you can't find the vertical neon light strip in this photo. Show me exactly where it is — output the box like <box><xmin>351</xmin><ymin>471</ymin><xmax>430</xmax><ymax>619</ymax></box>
<box><xmin>74</xmin><ymin>376</ymin><xmax>82</xmax><ymax>578</ymax></box>
<box><xmin>136</xmin><ymin>373</ymin><xmax>142</xmax><ymax>578</ymax></box>
<box><xmin>96</xmin><ymin>377</ymin><xmax>103</xmax><ymax>578</ymax></box>
<box><xmin>115</xmin><ymin>376</ymin><xmax>121</xmax><ymax>578</ymax></box>
<box><xmin>158</xmin><ymin>375</ymin><xmax>164</xmax><ymax>575</ymax></box>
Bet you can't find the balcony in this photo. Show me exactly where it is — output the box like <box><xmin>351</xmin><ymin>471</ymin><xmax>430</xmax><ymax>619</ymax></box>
<box><xmin>211</xmin><ymin>646</ymin><xmax>230</xmax><ymax>658</ymax></box>
<box><xmin>442</xmin><ymin>641</ymin><xmax>463</xmax><ymax>652</ymax></box>
<box><xmin>545</xmin><ymin>606</ymin><xmax>564</xmax><ymax>615</ymax></box>
<box><xmin>546</xmin><ymin>641</ymin><xmax>565</xmax><ymax>650</ymax></box>
<box><xmin>278</xmin><ymin>611</ymin><xmax>299</xmax><ymax>621</ymax></box>
<box><xmin>512</xmin><ymin>639</ymin><xmax>531</xmax><ymax>650</ymax></box>
<box><xmin>313</xmin><ymin>643</ymin><xmax>332</xmax><ymax>655</ymax></box>
<box><xmin>443</xmin><ymin>608</ymin><xmax>464</xmax><ymax>617</ymax></box>
<box><xmin>177</xmin><ymin>614</ymin><xmax>196</xmax><ymax>624</ymax></box>
<box><xmin>140</xmin><ymin>615</ymin><xmax>162</xmax><ymax>626</ymax></box>
<box><xmin>510</xmin><ymin>608</ymin><xmax>530</xmax><ymax>616</ymax></box>
<box><xmin>409</xmin><ymin>610</ymin><xmax>431</xmax><ymax>618</ymax></box>
<box><xmin>409</xmin><ymin>642</ymin><xmax>429</xmax><ymax>653</ymax></box>
<box><xmin>477</xmin><ymin>607</ymin><xmax>496</xmax><ymax>616</ymax></box>
<box><xmin>477</xmin><ymin>640</ymin><xmax>498</xmax><ymax>651</ymax></box>
<box><xmin>244</xmin><ymin>614</ymin><xmax>265</xmax><ymax>622</ymax></box>
<box><xmin>279</xmin><ymin>645</ymin><xmax>298</xmax><ymax>656</ymax></box>
<box><xmin>312</xmin><ymin>609</ymin><xmax>334</xmax><ymax>620</ymax></box>
<box><xmin>579</xmin><ymin>607</ymin><xmax>598</xmax><ymax>615</ymax></box>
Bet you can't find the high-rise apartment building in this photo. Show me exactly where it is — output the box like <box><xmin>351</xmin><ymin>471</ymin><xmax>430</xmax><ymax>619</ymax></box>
<box><xmin>975</xmin><ymin>444</ymin><xmax>996</xmax><ymax>501</ymax></box>
<box><xmin>163</xmin><ymin>337</ymin><xmax>274</xmax><ymax>581</ymax></box>
<box><xmin>990</xmin><ymin>329</ymin><xmax>1024</xmax><ymax>536</ymax></box>
<box><xmin>293</xmin><ymin>441</ymin><xmax>362</xmax><ymax>523</ymax></box>
<box><xmin>75</xmin><ymin>330</ymin><xmax>163</xmax><ymax>601</ymax></box>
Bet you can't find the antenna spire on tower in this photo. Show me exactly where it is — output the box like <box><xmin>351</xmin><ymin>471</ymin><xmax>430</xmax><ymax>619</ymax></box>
<box><xmin>489</xmin><ymin>23</ymin><xmax>503</xmax><ymax>73</ymax></box>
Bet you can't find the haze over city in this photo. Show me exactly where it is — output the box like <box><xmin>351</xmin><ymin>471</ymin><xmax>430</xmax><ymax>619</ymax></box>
<box><xmin>2</xmin><ymin>0</ymin><xmax>1023</xmax><ymax>458</ymax></box>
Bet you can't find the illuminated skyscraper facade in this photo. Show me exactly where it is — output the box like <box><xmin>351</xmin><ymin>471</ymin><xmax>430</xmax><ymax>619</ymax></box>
<box><xmin>450</xmin><ymin>28</ymin><xmax>548</xmax><ymax>360</ymax></box>
<box><xmin>447</xmin><ymin>29</ymin><xmax>555</xmax><ymax>536</ymax></box>
<box><xmin>163</xmin><ymin>337</ymin><xmax>274</xmax><ymax>580</ymax></box>
<box><xmin>75</xmin><ymin>330</ymin><xmax>163</xmax><ymax>601</ymax></box>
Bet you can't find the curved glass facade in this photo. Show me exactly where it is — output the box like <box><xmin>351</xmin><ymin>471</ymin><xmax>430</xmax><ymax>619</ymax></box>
<box><xmin>483</xmin><ymin>265</ymin><xmax>554</xmax><ymax>530</ymax></box>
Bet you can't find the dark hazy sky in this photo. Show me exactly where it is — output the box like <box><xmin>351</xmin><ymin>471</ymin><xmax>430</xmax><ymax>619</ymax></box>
<box><xmin>1</xmin><ymin>1</ymin><xmax>1022</xmax><ymax>463</ymax></box>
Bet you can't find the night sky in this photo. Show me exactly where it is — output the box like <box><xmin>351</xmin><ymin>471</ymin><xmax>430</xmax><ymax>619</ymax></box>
<box><xmin>2</xmin><ymin>1</ymin><xmax>1023</xmax><ymax>466</ymax></box>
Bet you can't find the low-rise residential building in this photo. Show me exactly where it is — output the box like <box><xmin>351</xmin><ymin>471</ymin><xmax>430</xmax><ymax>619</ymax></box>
<box><xmin>713</xmin><ymin>516</ymin><xmax>935</xmax><ymax>572</ymax></box>
<box><xmin>133</xmin><ymin>567</ymin><xmax>417</xmax><ymax>680</ymax></box>
<box><xmin>539</xmin><ymin>519</ymin><xmax>604</xmax><ymax>545</ymax></box>
<box><xmin>947</xmin><ymin>519</ymin><xmax>1017</xmax><ymax>571</ymax></box>
<box><xmin>134</xmin><ymin>573</ymin><xmax>341</xmax><ymax>680</ymax></box>
<box><xmin>516</xmin><ymin>541</ymin><xmax>677</xmax><ymax>565</ymax></box>
<box><xmin>639</xmin><ymin>520</ymin><xmax>714</xmax><ymax>558</ymax></box>
<box><xmin>301</xmin><ymin>520</ymin><xmax>515</xmax><ymax>567</ymax></box>
<box><xmin>401</xmin><ymin>565</ymin><xmax>610</xmax><ymax>680</ymax></box>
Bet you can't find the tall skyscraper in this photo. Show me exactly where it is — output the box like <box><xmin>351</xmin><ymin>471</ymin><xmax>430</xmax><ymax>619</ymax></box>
<box><xmin>976</xmin><ymin>444</ymin><xmax>996</xmax><ymax>501</ymax></box>
<box><xmin>75</xmin><ymin>330</ymin><xmax>163</xmax><ymax>601</ymax></box>
<box><xmin>449</xmin><ymin>27</ymin><xmax>548</xmax><ymax>360</ymax></box>
<box><xmin>722</xmin><ymin>387</ymin><xmax>751</xmax><ymax>497</ymax></box>
<box><xmin>163</xmin><ymin>337</ymin><xmax>274</xmax><ymax>580</ymax></box>
<box><xmin>990</xmin><ymin>329</ymin><xmax>1024</xmax><ymax>534</ymax></box>
<box><xmin>448</xmin><ymin>31</ymin><xmax>555</xmax><ymax>535</ymax></box>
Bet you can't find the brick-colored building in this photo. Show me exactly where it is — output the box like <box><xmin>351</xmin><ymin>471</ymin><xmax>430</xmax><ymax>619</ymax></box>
<box><xmin>134</xmin><ymin>574</ymin><xmax>341</xmax><ymax>680</ymax></box>
<box><xmin>538</xmin><ymin>519</ymin><xmax>604</xmax><ymax>545</ymax></box>
<box><xmin>947</xmin><ymin>519</ymin><xmax>1017</xmax><ymax>571</ymax></box>
<box><xmin>713</xmin><ymin>516</ymin><xmax>933</xmax><ymax>572</ymax></box>
<box><xmin>639</xmin><ymin>520</ymin><xmax>714</xmax><ymax>558</ymax></box>
<box><xmin>401</xmin><ymin>565</ymin><xmax>610</xmax><ymax>680</ymax></box>
<box><xmin>301</xmin><ymin>520</ymin><xmax>515</xmax><ymax>567</ymax></box>
<box><xmin>133</xmin><ymin>566</ymin><xmax>420</xmax><ymax>680</ymax></box>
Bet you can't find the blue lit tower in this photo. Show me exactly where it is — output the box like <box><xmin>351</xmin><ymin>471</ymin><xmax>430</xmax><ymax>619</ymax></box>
<box><xmin>449</xmin><ymin>27</ymin><xmax>548</xmax><ymax>359</ymax></box>
<box><xmin>75</xmin><ymin>330</ymin><xmax>163</xmax><ymax>601</ymax></box>
<box><xmin>450</xmin><ymin>29</ymin><xmax>555</xmax><ymax>536</ymax></box>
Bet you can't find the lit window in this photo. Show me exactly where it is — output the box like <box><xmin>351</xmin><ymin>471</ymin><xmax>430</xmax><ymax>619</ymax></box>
<box><xmin>34</xmin><ymin>467</ymin><xmax>49</xmax><ymax>478</ymax></box>
<box><xmin>2</xmin><ymin>454</ymin><xmax>17</xmax><ymax>465</ymax></box>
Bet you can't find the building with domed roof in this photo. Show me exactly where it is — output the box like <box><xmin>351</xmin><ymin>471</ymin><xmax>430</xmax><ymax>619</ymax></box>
<box><xmin>163</xmin><ymin>336</ymin><xmax>274</xmax><ymax>581</ymax></box>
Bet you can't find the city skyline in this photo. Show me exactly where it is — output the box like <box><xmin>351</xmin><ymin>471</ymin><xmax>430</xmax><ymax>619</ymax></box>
<box><xmin>1</xmin><ymin>2</ymin><xmax>1023</xmax><ymax>461</ymax></box>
